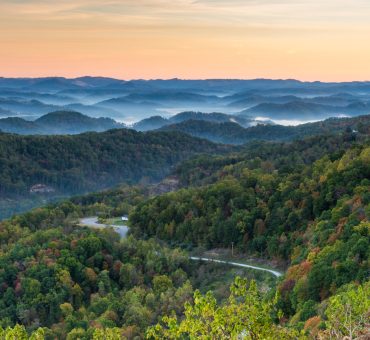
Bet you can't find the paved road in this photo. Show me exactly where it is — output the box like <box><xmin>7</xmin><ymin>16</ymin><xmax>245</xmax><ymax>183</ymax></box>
<box><xmin>78</xmin><ymin>217</ymin><xmax>282</xmax><ymax>277</ymax></box>
<box><xmin>189</xmin><ymin>256</ymin><xmax>283</xmax><ymax>278</ymax></box>
<box><xmin>79</xmin><ymin>216</ymin><xmax>129</xmax><ymax>238</ymax></box>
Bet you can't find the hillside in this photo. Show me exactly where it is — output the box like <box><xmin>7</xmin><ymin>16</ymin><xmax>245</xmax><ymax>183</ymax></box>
<box><xmin>158</xmin><ymin>114</ymin><xmax>370</xmax><ymax>144</ymax></box>
<box><xmin>0</xmin><ymin>129</ymin><xmax>231</xmax><ymax>219</ymax></box>
<box><xmin>241</xmin><ymin>101</ymin><xmax>341</xmax><ymax>120</ymax></box>
<box><xmin>130</xmin><ymin>132</ymin><xmax>370</xmax><ymax>334</ymax></box>
<box><xmin>35</xmin><ymin>111</ymin><xmax>124</xmax><ymax>134</ymax></box>
<box><xmin>132</xmin><ymin>115</ymin><xmax>169</xmax><ymax>131</ymax></box>
<box><xmin>2</xmin><ymin>78</ymin><xmax>370</xmax><ymax>124</ymax></box>
<box><xmin>0</xmin><ymin>130</ymin><xmax>368</xmax><ymax>339</ymax></box>
<box><xmin>133</xmin><ymin>111</ymin><xmax>255</xmax><ymax>132</ymax></box>
<box><xmin>167</xmin><ymin>111</ymin><xmax>252</xmax><ymax>126</ymax></box>
<box><xmin>0</xmin><ymin>111</ymin><xmax>124</xmax><ymax>135</ymax></box>
<box><xmin>159</xmin><ymin>120</ymin><xmax>251</xmax><ymax>144</ymax></box>
<box><xmin>240</xmin><ymin>101</ymin><xmax>370</xmax><ymax>120</ymax></box>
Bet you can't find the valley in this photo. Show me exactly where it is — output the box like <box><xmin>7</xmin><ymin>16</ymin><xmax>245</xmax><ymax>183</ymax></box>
<box><xmin>78</xmin><ymin>215</ymin><xmax>283</xmax><ymax>278</ymax></box>
<box><xmin>0</xmin><ymin>121</ymin><xmax>368</xmax><ymax>338</ymax></box>
<box><xmin>0</xmin><ymin>79</ymin><xmax>369</xmax><ymax>339</ymax></box>
<box><xmin>1</xmin><ymin>78</ymin><xmax>370</xmax><ymax>126</ymax></box>
<box><xmin>2</xmin><ymin>0</ymin><xmax>370</xmax><ymax>337</ymax></box>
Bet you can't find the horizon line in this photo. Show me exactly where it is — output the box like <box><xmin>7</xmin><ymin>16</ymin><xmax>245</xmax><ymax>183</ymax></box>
<box><xmin>1</xmin><ymin>75</ymin><xmax>370</xmax><ymax>83</ymax></box>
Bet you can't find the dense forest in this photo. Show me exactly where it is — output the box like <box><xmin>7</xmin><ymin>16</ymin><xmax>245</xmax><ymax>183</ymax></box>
<box><xmin>159</xmin><ymin>114</ymin><xmax>370</xmax><ymax>144</ymax></box>
<box><xmin>0</xmin><ymin>215</ymin><xmax>193</xmax><ymax>338</ymax></box>
<box><xmin>0</xmin><ymin>129</ymin><xmax>231</xmax><ymax>219</ymax></box>
<box><xmin>129</xmin><ymin>131</ymin><xmax>370</xmax><ymax>334</ymax></box>
<box><xmin>0</xmin><ymin>129</ymin><xmax>229</xmax><ymax>196</ymax></box>
<box><xmin>0</xmin><ymin>122</ymin><xmax>369</xmax><ymax>338</ymax></box>
<box><xmin>0</xmin><ymin>187</ymin><xmax>278</xmax><ymax>339</ymax></box>
<box><xmin>0</xmin><ymin>111</ymin><xmax>124</xmax><ymax>135</ymax></box>
<box><xmin>1</xmin><ymin>114</ymin><xmax>369</xmax><ymax>220</ymax></box>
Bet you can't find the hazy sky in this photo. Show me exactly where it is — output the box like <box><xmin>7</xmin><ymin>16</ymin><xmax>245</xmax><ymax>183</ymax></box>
<box><xmin>1</xmin><ymin>0</ymin><xmax>370</xmax><ymax>80</ymax></box>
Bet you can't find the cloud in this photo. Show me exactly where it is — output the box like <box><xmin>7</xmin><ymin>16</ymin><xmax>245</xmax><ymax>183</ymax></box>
<box><xmin>1</xmin><ymin>0</ymin><xmax>369</xmax><ymax>27</ymax></box>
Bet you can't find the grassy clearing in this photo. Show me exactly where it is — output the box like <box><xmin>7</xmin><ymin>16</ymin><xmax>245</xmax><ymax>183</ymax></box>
<box><xmin>103</xmin><ymin>217</ymin><xmax>127</xmax><ymax>226</ymax></box>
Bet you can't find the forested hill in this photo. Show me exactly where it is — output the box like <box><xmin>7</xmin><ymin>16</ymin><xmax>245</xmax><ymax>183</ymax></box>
<box><xmin>0</xmin><ymin>129</ymin><xmax>230</xmax><ymax>196</ymax></box>
<box><xmin>158</xmin><ymin>114</ymin><xmax>370</xmax><ymax>144</ymax></box>
<box><xmin>0</xmin><ymin>111</ymin><xmax>124</xmax><ymax>135</ymax></box>
<box><xmin>0</xmin><ymin>129</ymin><xmax>231</xmax><ymax>219</ymax></box>
<box><xmin>130</xmin><ymin>131</ymin><xmax>370</xmax><ymax>333</ymax></box>
<box><xmin>0</xmin><ymin>130</ymin><xmax>368</xmax><ymax>339</ymax></box>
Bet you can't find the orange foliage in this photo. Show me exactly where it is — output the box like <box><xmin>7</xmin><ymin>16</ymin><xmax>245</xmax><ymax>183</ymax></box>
<box><xmin>279</xmin><ymin>279</ymin><xmax>295</xmax><ymax>294</ymax></box>
<box><xmin>70</xmin><ymin>239</ymin><xmax>78</xmax><ymax>249</ymax></box>
<box><xmin>328</xmin><ymin>217</ymin><xmax>347</xmax><ymax>244</ymax></box>
<box><xmin>85</xmin><ymin>268</ymin><xmax>97</xmax><ymax>282</ymax></box>
<box><xmin>286</xmin><ymin>260</ymin><xmax>312</xmax><ymax>281</ymax></box>
<box><xmin>351</xmin><ymin>195</ymin><xmax>362</xmax><ymax>212</ymax></box>
<box><xmin>304</xmin><ymin>316</ymin><xmax>321</xmax><ymax>337</ymax></box>
<box><xmin>122</xmin><ymin>325</ymin><xmax>139</xmax><ymax>339</ymax></box>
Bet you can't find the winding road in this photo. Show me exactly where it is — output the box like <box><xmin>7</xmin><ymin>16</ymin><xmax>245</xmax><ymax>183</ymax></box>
<box><xmin>78</xmin><ymin>217</ymin><xmax>283</xmax><ymax>278</ymax></box>
<box><xmin>79</xmin><ymin>216</ymin><xmax>129</xmax><ymax>238</ymax></box>
<box><xmin>189</xmin><ymin>256</ymin><xmax>282</xmax><ymax>278</ymax></box>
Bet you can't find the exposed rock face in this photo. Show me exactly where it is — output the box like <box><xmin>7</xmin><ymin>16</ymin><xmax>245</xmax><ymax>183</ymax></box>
<box><xmin>149</xmin><ymin>176</ymin><xmax>180</xmax><ymax>196</ymax></box>
<box><xmin>30</xmin><ymin>184</ymin><xmax>55</xmax><ymax>194</ymax></box>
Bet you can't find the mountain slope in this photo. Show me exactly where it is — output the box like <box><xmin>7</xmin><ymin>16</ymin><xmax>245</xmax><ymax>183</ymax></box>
<box><xmin>2</xmin><ymin>78</ymin><xmax>370</xmax><ymax>125</ymax></box>
<box><xmin>241</xmin><ymin>100</ymin><xmax>370</xmax><ymax>120</ymax></box>
<box><xmin>132</xmin><ymin>111</ymin><xmax>254</xmax><ymax>131</ymax></box>
<box><xmin>0</xmin><ymin>129</ymin><xmax>232</xmax><ymax>218</ymax></box>
<box><xmin>130</xmin><ymin>132</ymin><xmax>370</xmax><ymax>330</ymax></box>
<box><xmin>158</xmin><ymin>114</ymin><xmax>370</xmax><ymax>144</ymax></box>
<box><xmin>159</xmin><ymin>120</ymin><xmax>251</xmax><ymax>144</ymax></box>
<box><xmin>132</xmin><ymin>116</ymin><xmax>169</xmax><ymax>131</ymax></box>
<box><xmin>35</xmin><ymin>111</ymin><xmax>124</xmax><ymax>134</ymax></box>
<box><xmin>0</xmin><ymin>111</ymin><xmax>124</xmax><ymax>135</ymax></box>
<box><xmin>0</xmin><ymin>128</ymin><xmax>368</xmax><ymax>338</ymax></box>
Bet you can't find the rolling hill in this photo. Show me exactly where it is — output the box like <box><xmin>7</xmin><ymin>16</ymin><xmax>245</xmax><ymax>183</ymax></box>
<box><xmin>240</xmin><ymin>100</ymin><xmax>370</xmax><ymax>120</ymax></box>
<box><xmin>1</xmin><ymin>78</ymin><xmax>370</xmax><ymax>124</ymax></box>
<box><xmin>0</xmin><ymin>128</ymin><xmax>232</xmax><ymax>219</ymax></box>
<box><xmin>0</xmin><ymin>111</ymin><xmax>124</xmax><ymax>135</ymax></box>
<box><xmin>133</xmin><ymin>111</ymin><xmax>255</xmax><ymax>131</ymax></box>
<box><xmin>158</xmin><ymin>114</ymin><xmax>370</xmax><ymax>144</ymax></box>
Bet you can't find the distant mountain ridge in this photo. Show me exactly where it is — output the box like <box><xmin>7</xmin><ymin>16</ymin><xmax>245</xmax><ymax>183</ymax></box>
<box><xmin>0</xmin><ymin>111</ymin><xmax>124</xmax><ymax>134</ymax></box>
<box><xmin>158</xmin><ymin>114</ymin><xmax>370</xmax><ymax>144</ymax></box>
<box><xmin>2</xmin><ymin>76</ymin><xmax>370</xmax><ymax>91</ymax></box>
<box><xmin>1</xmin><ymin>77</ymin><xmax>370</xmax><ymax>129</ymax></box>
<box><xmin>0</xmin><ymin>128</ymin><xmax>231</xmax><ymax>219</ymax></box>
<box><xmin>239</xmin><ymin>101</ymin><xmax>370</xmax><ymax>120</ymax></box>
<box><xmin>0</xmin><ymin>110</ymin><xmax>256</xmax><ymax>135</ymax></box>
<box><xmin>133</xmin><ymin>111</ymin><xmax>255</xmax><ymax>131</ymax></box>
<box><xmin>2</xmin><ymin>110</ymin><xmax>369</xmax><ymax>145</ymax></box>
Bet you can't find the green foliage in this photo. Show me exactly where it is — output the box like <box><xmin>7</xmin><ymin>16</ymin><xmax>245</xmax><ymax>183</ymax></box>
<box><xmin>0</xmin><ymin>211</ymin><xmax>194</xmax><ymax>338</ymax></box>
<box><xmin>147</xmin><ymin>277</ymin><xmax>301</xmax><ymax>339</ymax></box>
<box><xmin>131</xmin><ymin>140</ymin><xmax>370</xmax><ymax>323</ymax></box>
<box><xmin>0</xmin><ymin>324</ymin><xmax>44</xmax><ymax>339</ymax></box>
<box><xmin>324</xmin><ymin>282</ymin><xmax>370</xmax><ymax>339</ymax></box>
<box><xmin>92</xmin><ymin>328</ymin><xmax>123</xmax><ymax>340</ymax></box>
<box><xmin>0</xmin><ymin>128</ymin><xmax>369</xmax><ymax>339</ymax></box>
<box><xmin>160</xmin><ymin>114</ymin><xmax>370</xmax><ymax>145</ymax></box>
<box><xmin>0</xmin><ymin>129</ymin><xmax>230</xmax><ymax>219</ymax></box>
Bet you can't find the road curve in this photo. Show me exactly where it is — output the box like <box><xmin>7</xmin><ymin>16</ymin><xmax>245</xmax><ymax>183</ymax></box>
<box><xmin>78</xmin><ymin>217</ymin><xmax>283</xmax><ymax>278</ymax></box>
<box><xmin>79</xmin><ymin>216</ymin><xmax>129</xmax><ymax>238</ymax></box>
<box><xmin>190</xmin><ymin>256</ymin><xmax>283</xmax><ymax>278</ymax></box>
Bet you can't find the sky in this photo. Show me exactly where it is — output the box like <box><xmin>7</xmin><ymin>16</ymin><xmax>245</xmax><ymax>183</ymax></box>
<box><xmin>1</xmin><ymin>0</ymin><xmax>370</xmax><ymax>81</ymax></box>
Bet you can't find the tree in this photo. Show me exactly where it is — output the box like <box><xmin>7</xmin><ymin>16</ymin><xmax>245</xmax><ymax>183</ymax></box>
<box><xmin>60</xmin><ymin>303</ymin><xmax>74</xmax><ymax>317</ymax></box>
<box><xmin>323</xmin><ymin>282</ymin><xmax>370</xmax><ymax>339</ymax></box>
<box><xmin>93</xmin><ymin>327</ymin><xmax>124</xmax><ymax>339</ymax></box>
<box><xmin>0</xmin><ymin>325</ymin><xmax>44</xmax><ymax>339</ymax></box>
<box><xmin>147</xmin><ymin>277</ymin><xmax>301</xmax><ymax>339</ymax></box>
<box><xmin>153</xmin><ymin>275</ymin><xmax>173</xmax><ymax>295</ymax></box>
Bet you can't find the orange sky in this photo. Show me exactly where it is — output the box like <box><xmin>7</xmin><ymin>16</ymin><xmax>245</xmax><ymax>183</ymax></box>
<box><xmin>1</xmin><ymin>0</ymin><xmax>370</xmax><ymax>81</ymax></box>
